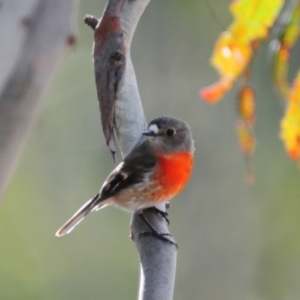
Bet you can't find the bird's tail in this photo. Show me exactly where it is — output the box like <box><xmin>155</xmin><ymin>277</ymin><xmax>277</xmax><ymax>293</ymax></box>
<box><xmin>56</xmin><ymin>193</ymin><xmax>104</xmax><ymax>237</ymax></box>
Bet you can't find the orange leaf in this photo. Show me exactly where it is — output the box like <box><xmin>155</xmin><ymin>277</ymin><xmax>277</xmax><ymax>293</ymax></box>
<box><xmin>236</xmin><ymin>120</ymin><xmax>256</xmax><ymax>157</ymax></box>
<box><xmin>238</xmin><ymin>85</ymin><xmax>255</xmax><ymax>126</ymax></box>
<box><xmin>200</xmin><ymin>76</ymin><xmax>234</xmax><ymax>103</ymax></box>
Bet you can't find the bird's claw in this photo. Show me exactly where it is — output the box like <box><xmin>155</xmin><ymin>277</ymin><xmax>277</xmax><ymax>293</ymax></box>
<box><xmin>150</xmin><ymin>207</ymin><xmax>170</xmax><ymax>225</ymax></box>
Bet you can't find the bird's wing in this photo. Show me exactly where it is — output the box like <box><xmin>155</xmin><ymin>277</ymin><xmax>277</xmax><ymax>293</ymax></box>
<box><xmin>99</xmin><ymin>141</ymin><xmax>157</xmax><ymax>200</ymax></box>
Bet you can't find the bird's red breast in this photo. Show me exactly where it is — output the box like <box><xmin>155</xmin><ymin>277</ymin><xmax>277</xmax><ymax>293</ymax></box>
<box><xmin>151</xmin><ymin>152</ymin><xmax>194</xmax><ymax>202</ymax></box>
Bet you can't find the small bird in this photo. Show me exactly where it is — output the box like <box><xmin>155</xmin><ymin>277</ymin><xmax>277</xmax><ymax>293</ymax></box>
<box><xmin>56</xmin><ymin>116</ymin><xmax>194</xmax><ymax>237</ymax></box>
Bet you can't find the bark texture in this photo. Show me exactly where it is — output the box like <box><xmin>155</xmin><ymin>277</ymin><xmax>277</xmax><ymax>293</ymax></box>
<box><xmin>0</xmin><ymin>0</ymin><xmax>78</xmax><ymax>198</ymax></box>
<box><xmin>87</xmin><ymin>0</ymin><xmax>177</xmax><ymax>299</ymax></box>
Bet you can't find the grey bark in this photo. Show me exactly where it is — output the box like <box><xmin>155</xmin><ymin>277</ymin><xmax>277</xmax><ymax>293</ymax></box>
<box><xmin>0</xmin><ymin>0</ymin><xmax>78</xmax><ymax>198</ymax></box>
<box><xmin>87</xmin><ymin>0</ymin><xmax>177</xmax><ymax>299</ymax></box>
<box><xmin>118</xmin><ymin>1</ymin><xmax>177</xmax><ymax>300</ymax></box>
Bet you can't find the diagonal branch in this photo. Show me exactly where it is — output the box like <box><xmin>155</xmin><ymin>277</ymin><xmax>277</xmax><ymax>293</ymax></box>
<box><xmin>0</xmin><ymin>0</ymin><xmax>78</xmax><ymax>199</ymax></box>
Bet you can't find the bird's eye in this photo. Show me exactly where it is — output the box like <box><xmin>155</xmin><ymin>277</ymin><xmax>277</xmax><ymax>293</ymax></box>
<box><xmin>166</xmin><ymin>128</ymin><xmax>175</xmax><ymax>136</ymax></box>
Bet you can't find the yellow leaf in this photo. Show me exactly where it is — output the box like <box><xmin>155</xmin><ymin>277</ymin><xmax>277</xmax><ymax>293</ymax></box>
<box><xmin>273</xmin><ymin>2</ymin><xmax>300</xmax><ymax>100</ymax></box>
<box><xmin>201</xmin><ymin>0</ymin><xmax>284</xmax><ymax>103</ymax></box>
<box><xmin>280</xmin><ymin>71</ymin><xmax>300</xmax><ymax>160</ymax></box>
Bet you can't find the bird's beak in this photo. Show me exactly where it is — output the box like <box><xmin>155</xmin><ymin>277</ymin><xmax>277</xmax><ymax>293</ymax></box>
<box><xmin>142</xmin><ymin>130</ymin><xmax>156</xmax><ymax>137</ymax></box>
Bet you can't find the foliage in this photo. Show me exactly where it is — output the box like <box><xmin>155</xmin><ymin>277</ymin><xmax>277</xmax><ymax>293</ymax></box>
<box><xmin>280</xmin><ymin>71</ymin><xmax>300</xmax><ymax>161</ymax></box>
<box><xmin>201</xmin><ymin>0</ymin><xmax>300</xmax><ymax>167</ymax></box>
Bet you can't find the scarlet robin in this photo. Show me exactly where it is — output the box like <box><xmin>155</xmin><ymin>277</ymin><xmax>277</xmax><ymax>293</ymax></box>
<box><xmin>56</xmin><ymin>116</ymin><xmax>194</xmax><ymax>240</ymax></box>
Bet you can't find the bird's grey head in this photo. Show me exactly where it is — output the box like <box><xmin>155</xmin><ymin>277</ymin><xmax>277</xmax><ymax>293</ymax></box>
<box><xmin>142</xmin><ymin>116</ymin><xmax>194</xmax><ymax>153</ymax></box>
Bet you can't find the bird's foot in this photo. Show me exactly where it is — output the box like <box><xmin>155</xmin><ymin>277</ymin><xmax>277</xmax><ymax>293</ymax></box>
<box><xmin>139</xmin><ymin>212</ymin><xmax>177</xmax><ymax>248</ymax></box>
<box><xmin>149</xmin><ymin>206</ymin><xmax>170</xmax><ymax>225</ymax></box>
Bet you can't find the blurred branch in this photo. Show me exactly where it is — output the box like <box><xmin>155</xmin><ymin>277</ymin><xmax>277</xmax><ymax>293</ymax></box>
<box><xmin>0</xmin><ymin>0</ymin><xmax>78</xmax><ymax>198</ymax></box>
<box><xmin>85</xmin><ymin>0</ymin><xmax>177</xmax><ymax>299</ymax></box>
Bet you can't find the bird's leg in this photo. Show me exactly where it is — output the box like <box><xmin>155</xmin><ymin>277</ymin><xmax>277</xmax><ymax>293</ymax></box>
<box><xmin>138</xmin><ymin>212</ymin><xmax>177</xmax><ymax>247</ymax></box>
<box><xmin>148</xmin><ymin>206</ymin><xmax>170</xmax><ymax>225</ymax></box>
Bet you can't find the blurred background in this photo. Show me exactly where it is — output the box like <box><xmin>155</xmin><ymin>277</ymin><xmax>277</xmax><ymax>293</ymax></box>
<box><xmin>1</xmin><ymin>0</ymin><xmax>300</xmax><ymax>299</ymax></box>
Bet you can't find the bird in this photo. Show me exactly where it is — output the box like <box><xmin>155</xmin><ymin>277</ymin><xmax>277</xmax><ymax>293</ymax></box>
<box><xmin>56</xmin><ymin>116</ymin><xmax>194</xmax><ymax>238</ymax></box>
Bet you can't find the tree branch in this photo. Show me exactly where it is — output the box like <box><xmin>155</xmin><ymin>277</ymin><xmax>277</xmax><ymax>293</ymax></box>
<box><xmin>0</xmin><ymin>0</ymin><xmax>78</xmax><ymax>198</ymax></box>
<box><xmin>87</xmin><ymin>0</ymin><xmax>177</xmax><ymax>299</ymax></box>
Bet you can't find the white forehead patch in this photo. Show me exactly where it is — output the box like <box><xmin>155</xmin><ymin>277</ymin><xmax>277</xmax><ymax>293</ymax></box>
<box><xmin>148</xmin><ymin>124</ymin><xmax>159</xmax><ymax>134</ymax></box>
